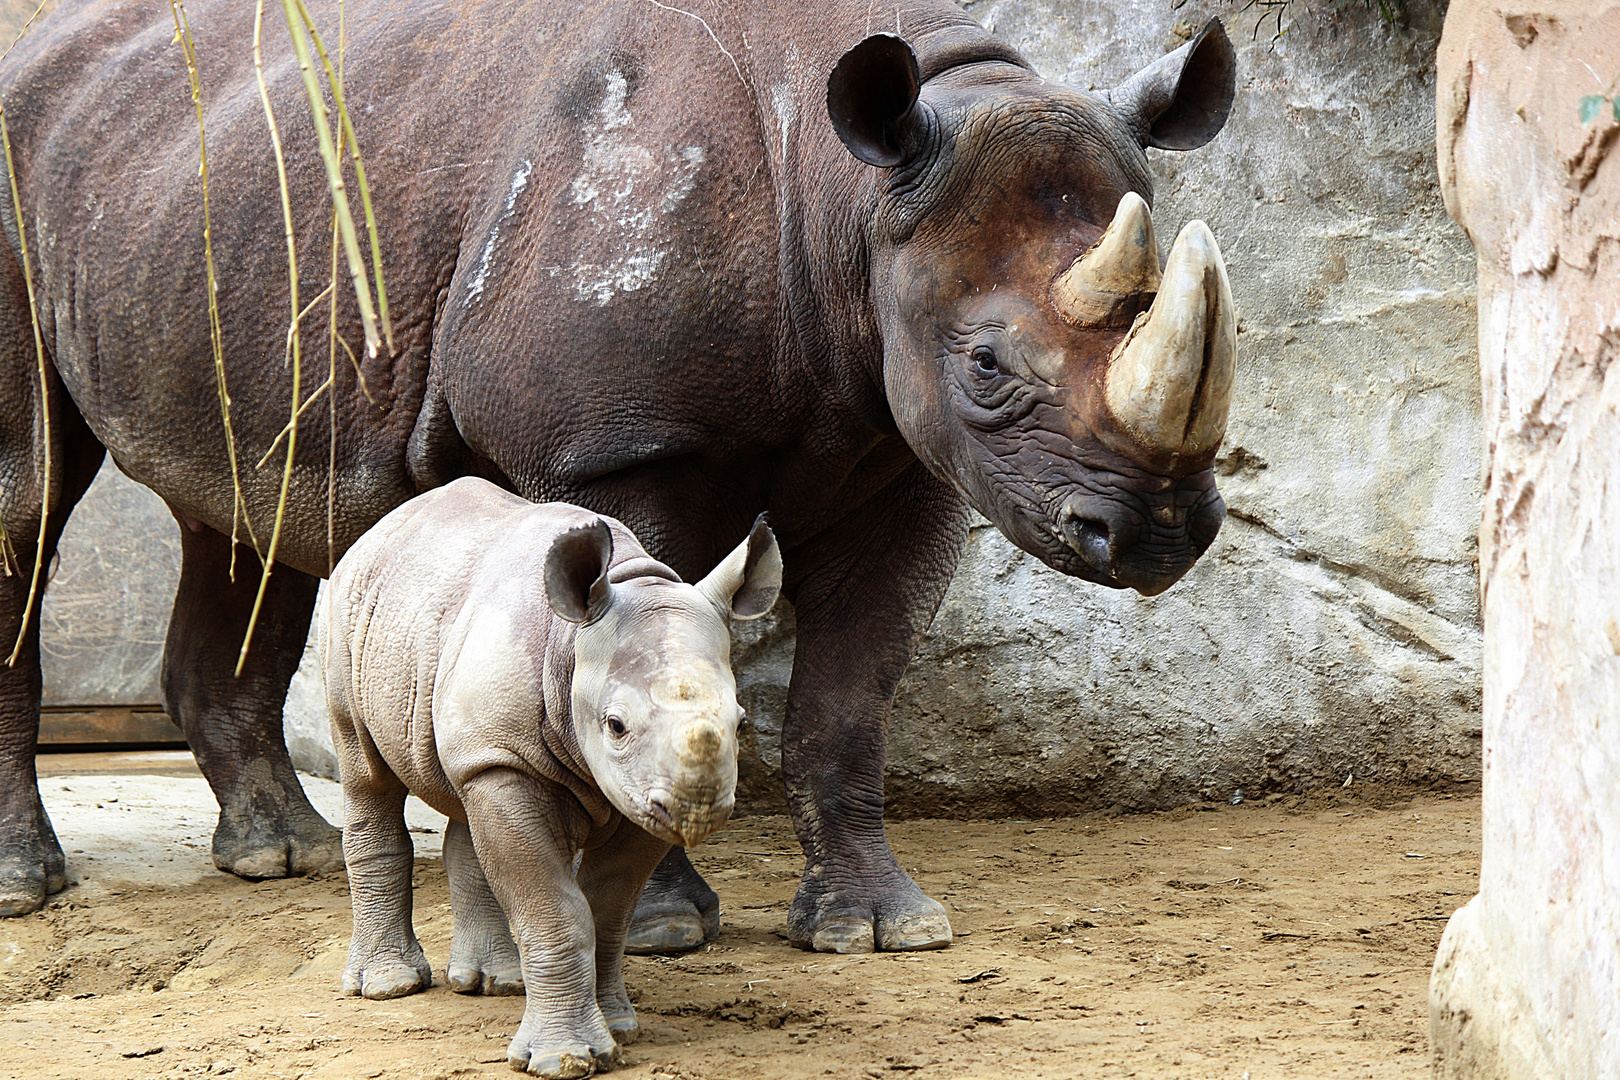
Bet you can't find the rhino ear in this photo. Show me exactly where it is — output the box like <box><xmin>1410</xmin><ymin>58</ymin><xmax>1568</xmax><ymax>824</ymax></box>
<box><xmin>1104</xmin><ymin>18</ymin><xmax>1236</xmax><ymax>151</ymax></box>
<box><xmin>697</xmin><ymin>514</ymin><xmax>782</xmax><ymax>621</ymax></box>
<box><xmin>545</xmin><ymin>519</ymin><xmax>614</xmax><ymax>624</ymax></box>
<box><xmin>827</xmin><ymin>33</ymin><xmax>927</xmax><ymax>167</ymax></box>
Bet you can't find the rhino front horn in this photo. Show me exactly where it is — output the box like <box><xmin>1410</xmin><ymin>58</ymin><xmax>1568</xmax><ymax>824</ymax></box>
<box><xmin>1102</xmin><ymin>218</ymin><xmax>1236</xmax><ymax>463</ymax></box>
<box><xmin>1052</xmin><ymin>191</ymin><xmax>1161</xmax><ymax>327</ymax></box>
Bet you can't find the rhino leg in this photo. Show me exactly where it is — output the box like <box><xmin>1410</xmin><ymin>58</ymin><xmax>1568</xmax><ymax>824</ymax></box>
<box><xmin>339</xmin><ymin>767</ymin><xmax>433</xmax><ymax>1000</ymax></box>
<box><xmin>0</xmin><ymin>378</ymin><xmax>104</xmax><ymax>917</ymax></box>
<box><xmin>624</xmin><ymin>845</ymin><xmax>720</xmax><ymax>955</ymax></box>
<box><xmin>577</xmin><ymin>820</ymin><xmax>672</xmax><ymax>1044</ymax></box>
<box><xmin>461</xmin><ymin>767</ymin><xmax>618</xmax><ymax>1079</ymax></box>
<box><xmin>443</xmin><ymin>817</ymin><xmax>523</xmax><ymax>996</ymax></box>
<box><xmin>781</xmin><ymin>465</ymin><xmax>970</xmax><ymax>954</ymax></box>
<box><xmin>160</xmin><ymin>520</ymin><xmax>343</xmax><ymax>880</ymax></box>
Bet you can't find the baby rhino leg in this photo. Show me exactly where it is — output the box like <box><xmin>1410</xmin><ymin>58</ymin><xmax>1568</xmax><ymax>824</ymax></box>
<box><xmin>444</xmin><ymin>818</ymin><xmax>522</xmax><ymax>995</ymax></box>
<box><xmin>340</xmin><ymin>776</ymin><xmax>432</xmax><ymax>999</ymax></box>
<box><xmin>579</xmin><ymin>822</ymin><xmax>675</xmax><ymax>1045</ymax></box>
<box><xmin>463</xmin><ymin>769</ymin><xmax>615</xmax><ymax>1079</ymax></box>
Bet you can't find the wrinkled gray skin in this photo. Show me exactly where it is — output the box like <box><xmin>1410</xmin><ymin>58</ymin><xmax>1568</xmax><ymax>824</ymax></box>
<box><xmin>0</xmin><ymin>0</ymin><xmax>1237</xmax><ymax>952</ymax></box>
<box><xmin>325</xmin><ymin>478</ymin><xmax>781</xmax><ymax>1077</ymax></box>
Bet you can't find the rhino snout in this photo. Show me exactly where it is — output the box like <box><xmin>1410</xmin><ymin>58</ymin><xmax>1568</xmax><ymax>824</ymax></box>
<box><xmin>1056</xmin><ymin>479</ymin><xmax>1225</xmax><ymax>596</ymax></box>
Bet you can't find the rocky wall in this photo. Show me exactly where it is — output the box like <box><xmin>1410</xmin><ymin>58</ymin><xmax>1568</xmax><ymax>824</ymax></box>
<box><xmin>1429</xmin><ymin>5</ymin><xmax>1620</xmax><ymax>1077</ymax></box>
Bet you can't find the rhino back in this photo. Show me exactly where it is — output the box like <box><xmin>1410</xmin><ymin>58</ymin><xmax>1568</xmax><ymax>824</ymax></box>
<box><xmin>0</xmin><ymin>0</ymin><xmax>1024</xmax><ymax>574</ymax></box>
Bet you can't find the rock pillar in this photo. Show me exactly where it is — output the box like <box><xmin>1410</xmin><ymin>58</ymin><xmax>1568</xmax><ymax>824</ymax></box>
<box><xmin>1431</xmin><ymin>5</ymin><xmax>1620</xmax><ymax>1077</ymax></box>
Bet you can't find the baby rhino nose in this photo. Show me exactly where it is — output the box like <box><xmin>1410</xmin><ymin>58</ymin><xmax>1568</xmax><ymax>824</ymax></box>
<box><xmin>676</xmin><ymin>719</ymin><xmax>725</xmax><ymax>768</ymax></box>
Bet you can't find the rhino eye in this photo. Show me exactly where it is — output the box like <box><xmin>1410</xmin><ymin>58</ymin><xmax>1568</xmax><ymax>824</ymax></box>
<box><xmin>605</xmin><ymin>714</ymin><xmax>628</xmax><ymax>738</ymax></box>
<box><xmin>971</xmin><ymin>345</ymin><xmax>1000</xmax><ymax>376</ymax></box>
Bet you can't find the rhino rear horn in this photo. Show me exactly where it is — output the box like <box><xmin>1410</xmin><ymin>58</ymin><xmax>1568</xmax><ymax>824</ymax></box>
<box><xmin>827</xmin><ymin>34</ymin><xmax>927</xmax><ymax>167</ymax></box>
<box><xmin>1104</xmin><ymin>18</ymin><xmax>1236</xmax><ymax>151</ymax></box>
<box><xmin>1053</xmin><ymin>191</ymin><xmax>1161</xmax><ymax>327</ymax></box>
<box><xmin>546</xmin><ymin>519</ymin><xmax>614</xmax><ymax>624</ymax></box>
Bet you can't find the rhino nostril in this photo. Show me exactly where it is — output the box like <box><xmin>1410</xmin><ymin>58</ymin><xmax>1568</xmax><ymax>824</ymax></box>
<box><xmin>1062</xmin><ymin>513</ymin><xmax>1115</xmax><ymax>574</ymax></box>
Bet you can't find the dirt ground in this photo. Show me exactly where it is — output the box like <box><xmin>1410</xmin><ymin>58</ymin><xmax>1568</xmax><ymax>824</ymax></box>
<box><xmin>0</xmin><ymin>753</ymin><xmax>1478</xmax><ymax>1080</ymax></box>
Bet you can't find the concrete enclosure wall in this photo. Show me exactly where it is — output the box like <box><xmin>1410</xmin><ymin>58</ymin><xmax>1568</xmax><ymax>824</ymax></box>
<box><xmin>35</xmin><ymin>1</ymin><xmax>1484</xmax><ymax>814</ymax></box>
<box><xmin>1429</xmin><ymin>5</ymin><xmax>1620</xmax><ymax>1078</ymax></box>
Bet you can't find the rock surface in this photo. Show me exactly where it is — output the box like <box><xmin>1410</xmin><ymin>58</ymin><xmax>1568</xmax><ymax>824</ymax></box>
<box><xmin>43</xmin><ymin>1</ymin><xmax>1484</xmax><ymax>813</ymax></box>
<box><xmin>1429</xmin><ymin>5</ymin><xmax>1620</xmax><ymax>1078</ymax></box>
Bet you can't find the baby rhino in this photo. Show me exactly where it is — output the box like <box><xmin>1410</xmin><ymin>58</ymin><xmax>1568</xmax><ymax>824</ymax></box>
<box><xmin>322</xmin><ymin>477</ymin><xmax>780</xmax><ymax>1077</ymax></box>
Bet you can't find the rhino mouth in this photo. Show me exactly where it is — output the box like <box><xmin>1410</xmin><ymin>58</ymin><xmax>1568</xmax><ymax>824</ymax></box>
<box><xmin>645</xmin><ymin>788</ymin><xmax>735</xmax><ymax>848</ymax></box>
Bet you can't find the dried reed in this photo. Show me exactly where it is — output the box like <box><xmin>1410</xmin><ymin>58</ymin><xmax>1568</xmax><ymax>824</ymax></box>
<box><xmin>0</xmin><ymin>0</ymin><xmax>54</xmax><ymax>665</ymax></box>
<box><xmin>170</xmin><ymin>0</ymin><xmax>258</xmax><ymax>585</ymax></box>
<box><xmin>0</xmin><ymin>0</ymin><xmax>393</xmax><ymax>672</ymax></box>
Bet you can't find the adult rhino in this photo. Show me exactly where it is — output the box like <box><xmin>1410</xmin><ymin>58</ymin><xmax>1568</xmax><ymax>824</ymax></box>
<box><xmin>0</xmin><ymin>0</ymin><xmax>1238</xmax><ymax>953</ymax></box>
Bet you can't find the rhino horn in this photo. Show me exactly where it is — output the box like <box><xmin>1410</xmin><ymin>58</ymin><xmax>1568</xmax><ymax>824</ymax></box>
<box><xmin>1052</xmin><ymin>191</ymin><xmax>1161</xmax><ymax>327</ymax></box>
<box><xmin>1103</xmin><ymin>218</ymin><xmax>1236</xmax><ymax>462</ymax></box>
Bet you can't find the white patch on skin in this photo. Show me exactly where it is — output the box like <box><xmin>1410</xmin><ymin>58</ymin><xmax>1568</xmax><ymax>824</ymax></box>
<box><xmin>568</xmin><ymin>69</ymin><xmax>706</xmax><ymax>305</ymax></box>
<box><xmin>467</xmin><ymin>159</ymin><xmax>534</xmax><ymax>306</ymax></box>
<box><xmin>771</xmin><ymin>83</ymin><xmax>796</xmax><ymax>164</ymax></box>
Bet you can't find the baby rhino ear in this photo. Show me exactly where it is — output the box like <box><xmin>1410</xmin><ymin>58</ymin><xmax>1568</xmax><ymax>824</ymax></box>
<box><xmin>545</xmin><ymin>519</ymin><xmax>614</xmax><ymax>624</ymax></box>
<box><xmin>698</xmin><ymin>514</ymin><xmax>782</xmax><ymax>621</ymax></box>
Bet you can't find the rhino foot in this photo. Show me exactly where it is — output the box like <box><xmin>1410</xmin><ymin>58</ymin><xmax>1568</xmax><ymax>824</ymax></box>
<box><xmin>623</xmin><ymin>908</ymin><xmax>715</xmax><ymax>955</ymax></box>
<box><xmin>210</xmin><ymin>780</ymin><xmax>344</xmax><ymax>880</ymax></box>
<box><xmin>787</xmin><ymin>873</ymin><xmax>952</xmax><ymax>954</ymax></box>
<box><xmin>624</xmin><ymin>851</ymin><xmax>719</xmax><ymax>955</ymax></box>
<box><xmin>0</xmin><ymin>797</ymin><xmax>67</xmax><ymax>917</ymax></box>
<box><xmin>596</xmin><ymin>988</ymin><xmax>639</xmax><ymax>1045</ymax></box>
<box><xmin>508</xmin><ymin>1023</ymin><xmax>619</xmax><ymax>1078</ymax></box>
<box><xmin>344</xmin><ymin>946</ymin><xmax>434</xmax><ymax>1000</ymax></box>
<box><xmin>447</xmin><ymin>902</ymin><xmax>523</xmax><ymax>995</ymax></box>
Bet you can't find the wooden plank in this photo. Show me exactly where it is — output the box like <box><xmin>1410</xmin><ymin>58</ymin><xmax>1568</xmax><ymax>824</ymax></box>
<box><xmin>38</xmin><ymin>708</ymin><xmax>185</xmax><ymax>747</ymax></box>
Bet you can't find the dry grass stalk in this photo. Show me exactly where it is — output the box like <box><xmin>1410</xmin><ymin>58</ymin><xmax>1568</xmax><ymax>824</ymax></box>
<box><xmin>169</xmin><ymin>0</ymin><xmax>258</xmax><ymax>587</ymax></box>
<box><xmin>240</xmin><ymin>0</ymin><xmax>306</xmax><ymax>676</ymax></box>
<box><xmin>243</xmin><ymin>0</ymin><xmax>383</xmax><ymax>670</ymax></box>
<box><xmin>279</xmin><ymin>0</ymin><xmax>384</xmax><ymax>358</ymax></box>
<box><xmin>0</xmin><ymin>0</ymin><xmax>56</xmax><ymax>665</ymax></box>
<box><xmin>295</xmin><ymin>0</ymin><xmax>390</xmax><ymax>355</ymax></box>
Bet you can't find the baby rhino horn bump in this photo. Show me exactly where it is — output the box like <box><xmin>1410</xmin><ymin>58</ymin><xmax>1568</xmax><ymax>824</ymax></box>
<box><xmin>1052</xmin><ymin>191</ymin><xmax>1161</xmax><ymax>327</ymax></box>
<box><xmin>677</xmin><ymin>719</ymin><xmax>725</xmax><ymax>768</ymax></box>
<box><xmin>1103</xmin><ymin>218</ymin><xmax>1236</xmax><ymax>461</ymax></box>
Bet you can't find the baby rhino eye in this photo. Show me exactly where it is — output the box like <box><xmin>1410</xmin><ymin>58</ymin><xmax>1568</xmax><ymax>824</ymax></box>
<box><xmin>605</xmin><ymin>714</ymin><xmax>628</xmax><ymax>738</ymax></box>
<box><xmin>971</xmin><ymin>345</ymin><xmax>1000</xmax><ymax>376</ymax></box>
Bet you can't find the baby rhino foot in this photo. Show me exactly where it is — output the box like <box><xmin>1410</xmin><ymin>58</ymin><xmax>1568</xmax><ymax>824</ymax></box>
<box><xmin>508</xmin><ymin>1031</ymin><xmax>619</xmax><ymax>1078</ymax></box>
<box><xmin>448</xmin><ymin>957</ymin><xmax>523</xmax><ymax>996</ymax></box>
<box><xmin>449</xmin><ymin>918</ymin><xmax>523</xmax><ymax>995</ymax></box>
<box><xmin>600</xmin><ymin>1004</ymin><xmax>639</xmax><ymax>1045</ymax></box>
<box><xmin>343</xmin><ymin>946</ymin><xmax>433</xmax><ymax>1000</ymax></box>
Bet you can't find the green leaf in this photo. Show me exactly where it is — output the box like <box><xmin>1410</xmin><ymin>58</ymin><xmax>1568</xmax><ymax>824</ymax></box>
<box><xmin>1580</xmin><ymin>95</ymin><xmax>1604</xmax><ymax>124</ymax></box>
<box><xmin>1613</xmin><ymin>96</ymin><xmax>1620</xmax><ymax>122</ymax></box>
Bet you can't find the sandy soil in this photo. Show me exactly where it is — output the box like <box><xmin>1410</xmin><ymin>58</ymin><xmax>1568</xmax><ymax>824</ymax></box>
<box><xmin>0</xmin><ymin>753</ymin><xmax>1478</xmax><ymax>1080</ymax></box>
